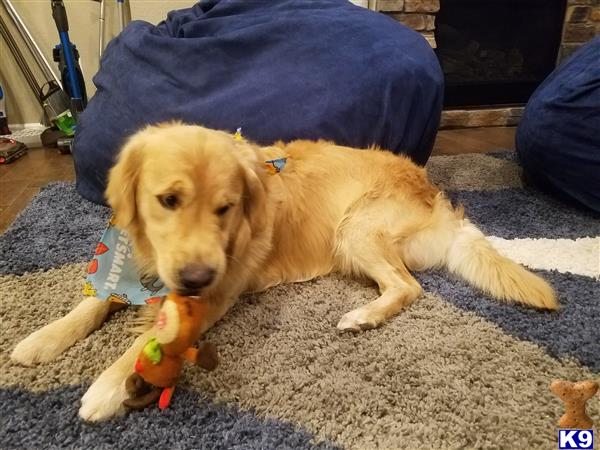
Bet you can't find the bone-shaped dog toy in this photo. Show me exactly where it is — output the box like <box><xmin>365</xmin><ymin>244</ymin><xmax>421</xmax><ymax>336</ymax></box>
<box><xmin>550</xmin><ymin>380</ymin><xmax>598</xmax><ymax>429</ymax></box>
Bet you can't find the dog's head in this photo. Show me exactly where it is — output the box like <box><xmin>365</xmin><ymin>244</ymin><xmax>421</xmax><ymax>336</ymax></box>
<box><xmin>105</xmin><ymin>123</ymin><xmax>266</xmax><ymax>296</ymax></box>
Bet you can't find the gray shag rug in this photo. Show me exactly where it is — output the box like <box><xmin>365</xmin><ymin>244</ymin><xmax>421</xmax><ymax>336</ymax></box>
<box><xmin>1</xmin><ymin>152</ymin><xmax>599</xmax><ymax>449</ymax></box>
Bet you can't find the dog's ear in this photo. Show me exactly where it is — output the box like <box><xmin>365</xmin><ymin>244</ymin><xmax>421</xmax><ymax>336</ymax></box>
<box><xmin>105</xmin><ymin>135</ymin><xmax>144</xmax><ymax>230</ymax></box>
<box><xmin>242</xmin><ymin>164</ymin><xmax>267</xmax><ymax>232</ymax></box>
<box><xmin>233</xmin><ymin>140</ymin><xmax>267</xmax><ymax>232</ymax></box>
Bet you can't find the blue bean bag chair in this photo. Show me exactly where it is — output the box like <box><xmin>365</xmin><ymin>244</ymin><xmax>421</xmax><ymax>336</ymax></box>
<box><xmin>516</xmin><ymin>36</ymin><xmax>600</xmax><ymax>214</ymax></box>
<box><xmin>73</xmin><ymin>0</ymin><xmax>443</xmax><ymax>205</ymax></box>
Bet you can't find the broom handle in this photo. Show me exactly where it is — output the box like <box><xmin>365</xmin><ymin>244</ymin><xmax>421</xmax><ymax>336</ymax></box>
<box><xmin>117</xmin><ymin>0</ymin><xmax>124</xmax><ymax>31</ymax></box>
<box><xmin>99</xmin><ymin>0</ymin><xmax>105</xmax><ymax>59</ymax></box>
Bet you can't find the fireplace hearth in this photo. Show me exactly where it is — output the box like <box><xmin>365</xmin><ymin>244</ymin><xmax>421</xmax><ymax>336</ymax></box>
<box><xmin>434</xmin><ymin>0</ymin><xmax>567</xmax><ymax>108</ymax></box>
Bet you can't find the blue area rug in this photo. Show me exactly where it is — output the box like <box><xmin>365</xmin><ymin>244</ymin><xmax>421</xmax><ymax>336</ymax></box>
<box><xmin>0</xmin><ymin>387</ymin><xmax>337</xmax><ymax>450</ymax></box>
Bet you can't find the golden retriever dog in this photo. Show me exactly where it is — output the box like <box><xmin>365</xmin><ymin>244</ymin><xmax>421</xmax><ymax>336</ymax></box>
<box><xmin>11</xmin><ymin>123</ymin><xmax>557</xmax><ymax>421</ymax></box>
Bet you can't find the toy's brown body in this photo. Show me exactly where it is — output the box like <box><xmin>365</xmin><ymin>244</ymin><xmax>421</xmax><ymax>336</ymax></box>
<box><xmin>123</xmin><ymin>293</ymin><xmax>218</xmax><ymax>410</ymax></box>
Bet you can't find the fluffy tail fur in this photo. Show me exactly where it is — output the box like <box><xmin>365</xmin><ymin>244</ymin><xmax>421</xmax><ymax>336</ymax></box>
<box><xmin>445</xmin><ymin>220</ymin><xmax>558</xmax><ymax>310</ymax></box>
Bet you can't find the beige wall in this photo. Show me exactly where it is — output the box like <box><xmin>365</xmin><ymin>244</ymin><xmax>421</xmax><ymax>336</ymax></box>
<box><xmin>1</xmin><ymin>0</ymin><xmax>193</xmax><ymax>125</ymax></box>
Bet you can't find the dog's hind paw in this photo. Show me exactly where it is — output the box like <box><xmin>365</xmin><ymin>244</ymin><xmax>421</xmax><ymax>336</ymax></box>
<box><xmin>337</xmin><ymin>308</ymin><xmax>381</xmax><ymax>332</ymax></box>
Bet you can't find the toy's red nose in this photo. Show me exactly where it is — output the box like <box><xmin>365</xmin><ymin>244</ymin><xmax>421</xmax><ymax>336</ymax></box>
<box><xmin>134</xmin><ymin>358</ymin><xmax>143</xmax><ymax>374</ymax></box>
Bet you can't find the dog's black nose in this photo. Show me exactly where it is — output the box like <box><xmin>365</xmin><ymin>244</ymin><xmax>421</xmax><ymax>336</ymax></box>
<box><xmin>179</xmin><ymin>264</ymin><xmax>216</xmax><ymax>292</ymax></box>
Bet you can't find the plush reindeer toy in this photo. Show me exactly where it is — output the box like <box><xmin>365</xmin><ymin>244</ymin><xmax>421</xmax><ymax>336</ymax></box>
<box><xmin>123</xmin><ymin>293</ymin><xmax>218</xmax><ymax>410</ymax></box>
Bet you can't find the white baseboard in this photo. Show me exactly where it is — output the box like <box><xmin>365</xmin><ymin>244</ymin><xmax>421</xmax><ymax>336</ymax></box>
<box><xmin>7</xmin><ymin>123</ymin><xmax>45</xmax><ymax>130</ymax></box>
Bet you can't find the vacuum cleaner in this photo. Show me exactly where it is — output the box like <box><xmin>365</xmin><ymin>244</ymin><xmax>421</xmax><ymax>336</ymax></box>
<box><xmin>51</xmin><ymin>0</ymin><xmax>87</xmax><ymax>122</ymax></box>
<box><xmin>3</xmin><ymin>0</ymin><xmax>128</xmax><ymax>152</ymax></box>
<box><xmin>1</xmin><ymin>0</ymin><xmax>83</xmax><ymax>145</ymax></box>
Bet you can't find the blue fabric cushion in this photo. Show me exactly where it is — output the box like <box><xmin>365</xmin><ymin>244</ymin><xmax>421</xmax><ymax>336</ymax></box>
<box><xmin>73</xmin><ymin>0</ymin><xmax>443</xmax><ymax>205</ymax></box>
<box><xmin>516</xmin><ymin>36</ymin><xmax>600</xmax><ymax>214</ymax></box>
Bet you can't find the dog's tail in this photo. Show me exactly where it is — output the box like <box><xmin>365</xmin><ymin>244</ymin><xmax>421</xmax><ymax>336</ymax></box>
<box><xmin>444</xmin><ymin>219</ymin><xmax>558</xmax><ymax>310</ymax></box>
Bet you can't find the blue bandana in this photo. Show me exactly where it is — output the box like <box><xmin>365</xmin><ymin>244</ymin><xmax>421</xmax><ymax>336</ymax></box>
<box><xmin>83</xmin><ymin>217</ymin><xmax>168</xmax><ymax>305</ymax></box>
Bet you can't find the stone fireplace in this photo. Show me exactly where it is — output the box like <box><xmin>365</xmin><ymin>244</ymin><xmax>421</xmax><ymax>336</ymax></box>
<box><xmin>370</xmin><ymin>0</ymin><xmax>600</xmax><ymax>128</ymax></box>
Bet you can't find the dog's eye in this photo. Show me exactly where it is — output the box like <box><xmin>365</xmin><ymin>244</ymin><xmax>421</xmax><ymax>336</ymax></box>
<box><xmin>158</xmin><ymin>194</ymin><xmax>179</xmax><ymax>210</ymax></box>
<box><xmin>215</xmin><ymin>204</ymin><xmax>231</xmax><ymax>216</ymax></box>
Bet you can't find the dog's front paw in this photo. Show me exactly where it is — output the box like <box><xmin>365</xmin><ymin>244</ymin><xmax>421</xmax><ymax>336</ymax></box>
<box><xmin>11</xmin><ymin>327</ymin><xmax>69</xmax><ymax>366</ymax></box>
<box><xmin>337</xmin><ymin>308</ymin><xmax>381</xmax><ymax>332</ymax></box>
<box><xmin>79</xmin><ymin>371</ymin><xmax>128</xmax><ymax>421</ymax></box>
